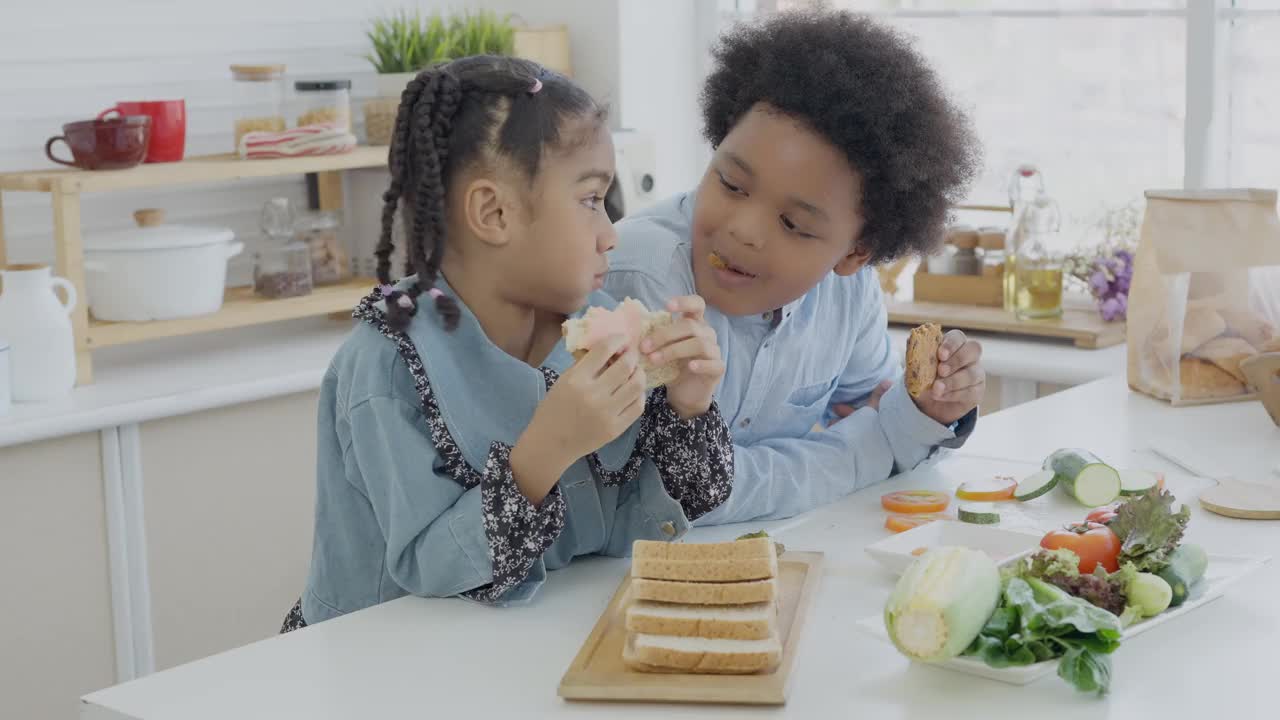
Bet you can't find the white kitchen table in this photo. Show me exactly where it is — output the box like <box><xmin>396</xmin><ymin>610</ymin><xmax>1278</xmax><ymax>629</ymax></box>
<box><xmin>80</xmin><ymin>381</ymin><xmax>1280</xmax><ymax>720</ymax></box>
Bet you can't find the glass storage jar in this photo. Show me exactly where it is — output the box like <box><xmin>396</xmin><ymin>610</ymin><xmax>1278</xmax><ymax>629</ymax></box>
<box><xmin>231</xmin><ymin>64</ymin><xmax>287</xmax><ymax>150</ymax></box>
<box><xmin>294</xmin><ymin>80</ymin><xmax>352</xmax><ymax>132</ymax></box>
<box><xmin>253</xmin><ymin>197</ymin><xmax>313</xmax><ymax>299</ymax></box>
<box><xmin>294</xmin><ymin>209</ymin><xmax>350</xmax><ymax>286</ymax></box>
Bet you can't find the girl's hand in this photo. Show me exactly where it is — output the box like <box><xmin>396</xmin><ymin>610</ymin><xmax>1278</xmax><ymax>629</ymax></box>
<box><xmin>640</xmin><ymin>295</ymin><xmax>725</xmax><ymax>419</ymax></box>
<box><xmin>514</xmin><ymin>335</ymin><xmax>648</xmax><ymax>502</ymax></box>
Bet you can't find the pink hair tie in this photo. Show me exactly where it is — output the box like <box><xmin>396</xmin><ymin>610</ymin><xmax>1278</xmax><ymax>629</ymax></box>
<box><xmin>378</xmin><ymin>284</ymin><xmax>395</xmax><ymax>297</ymax></box>
<box><xmin>427</xmin><ymin>288</ymin><xmax>444</xmax><ymax>299</ymax></box>
<box><xmin>529</xmin><ymin>78</ymin><xmax>543</xmax><ymax>94</ymax></box>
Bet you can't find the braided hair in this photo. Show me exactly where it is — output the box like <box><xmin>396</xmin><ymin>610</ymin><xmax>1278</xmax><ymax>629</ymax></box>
<box><xmin>376</xmin><ymin>55</ymin><xmax>606</xmax><ymax>331</ymax></box>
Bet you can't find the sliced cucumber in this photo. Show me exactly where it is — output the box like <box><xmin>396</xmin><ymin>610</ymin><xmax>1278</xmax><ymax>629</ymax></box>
<box><xmin>1119</xmin><ymin>469</ymin><xmax>1161</xmax><ymax>496</ymax></box>
<box><xmin>1045</xmin><ymin>449</ymin><xmax>1122</xmax><ymax>508</ymax></box>
<box><xmin>1014</xmin><ymin>469</ymin><xmax>1058</xmax><ymax>502</ymax></box>
<box><xmin>958</xmin><ymin>502</ymin><xmax>1001</xmax><ymax>525</ymax></box>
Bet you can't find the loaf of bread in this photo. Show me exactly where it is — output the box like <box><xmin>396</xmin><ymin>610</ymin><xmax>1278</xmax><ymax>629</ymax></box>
<box><xmin>623</xmin><ymin>537</ymin><xmax>783</xmax><ymax>675</ymax></box>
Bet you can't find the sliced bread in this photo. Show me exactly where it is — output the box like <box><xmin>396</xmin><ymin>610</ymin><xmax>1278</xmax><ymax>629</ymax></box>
<box><xmin>628</xmin><ymin>577</ymin><xmax>778</xmax><ymax>606</ymax></box>
<box><xmin>623</xmin><ymin>632</ymin><xmax>782</xmax><ymax>674</ymax></box>
<box><xmin>625</xmin><ymin>601</ymin><xmax>776</xmax><ymax>641</ymax></box>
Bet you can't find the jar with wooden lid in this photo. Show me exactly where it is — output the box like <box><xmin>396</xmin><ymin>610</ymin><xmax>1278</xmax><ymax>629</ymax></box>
<box><xmin>977</xmin><ymin>226</ymin><xmax>1008</xmax><ymax>275</ymax></box>
<box><xmin>231</xmin><ymin>64</ymin><xmax>287</xmax><ymax>151</ymax></box>
<box><xmin>949</xmin><ymin>226</ymin><xmax>982</xmax><ymax>276</ymax></box>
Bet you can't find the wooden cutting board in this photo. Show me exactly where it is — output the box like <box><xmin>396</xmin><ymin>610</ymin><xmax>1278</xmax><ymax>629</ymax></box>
<box><xmin>558</xmin><ymin>551</ymin><xmax>824</xmax><ymax>706</ymax></box>
<box><xmin>886</xmin><ymin>300</ymin><xmax>1125</xmax><ymax>349</ymax></box>
<box><xmin>1199</xmin><ymin>478</ymin><xmax>1280</xmax><ymax>520</ymax></box>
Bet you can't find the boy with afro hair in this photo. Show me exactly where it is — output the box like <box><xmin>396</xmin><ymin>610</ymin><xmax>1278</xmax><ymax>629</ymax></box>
<box><xmin>605</xmin><ymin>8</ymin><xmax>987</xmax><ymax>525</ymax></box>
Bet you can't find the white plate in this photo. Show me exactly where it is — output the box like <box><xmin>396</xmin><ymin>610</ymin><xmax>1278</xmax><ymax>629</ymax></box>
<box><xmin>865</xmin><ymin>520</ymin><xmax>1042</xmax><ymax>576</ymax></box>
<box><xmin>857</xmin><ymin>553</ymin><xmax>1271</xmax><ymax>685</ymax></box>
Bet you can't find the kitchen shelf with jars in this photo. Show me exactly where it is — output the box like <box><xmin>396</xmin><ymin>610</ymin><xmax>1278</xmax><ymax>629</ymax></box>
<box><xmin>0</xmin><ymin>147</ymin><xmax>389</xmax><ymax>386</ymax></box>
<box><xmin>877</xmin><ymin>167</ymin><xmax>1127</xmax><ymax>350</ymax></box>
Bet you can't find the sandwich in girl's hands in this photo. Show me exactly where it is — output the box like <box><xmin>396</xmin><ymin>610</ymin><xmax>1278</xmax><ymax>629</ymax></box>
<box><xmin>562</xmin><ymin>298</ymin><xmax>679</xmax><ymax>389</ymax></box>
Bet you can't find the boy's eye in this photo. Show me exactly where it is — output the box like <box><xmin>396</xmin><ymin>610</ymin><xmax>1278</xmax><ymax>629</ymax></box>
<box><xmin>717</xmin><ymin>171</ymin><xmax>745</xmax><ymax>195</ymax></box>
<box><xmin>582</xmin><ymin>194</ymin><xmax>603</xmax><ymax>211</ymax></box>
<box><xmin>779</xmin><ymin>214</ymin><xmax>809</xmax><ymax>236</ymax></box>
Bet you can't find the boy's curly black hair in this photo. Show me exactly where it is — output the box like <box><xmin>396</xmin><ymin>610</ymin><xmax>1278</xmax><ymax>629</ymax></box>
<box><xmin>700</xmin><ymin>8</ymin><xmax>981</xmax><ymax>264</ymax></box>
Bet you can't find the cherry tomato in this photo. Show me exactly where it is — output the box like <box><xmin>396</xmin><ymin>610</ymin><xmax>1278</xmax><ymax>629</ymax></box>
<box><xmin>1085</xmin><ymin>502</ymin><xmax>1123</xmax><ymax>524</ymax></box>
<box><xmin>1040</xmin><ymin>522</ymin><xmax>1122</xmax><ymax>574</ymax></box>
<box><xmin>881</xmin><ymin>490</ymin><xmax>950</xmax><ymax>514</ymax></box>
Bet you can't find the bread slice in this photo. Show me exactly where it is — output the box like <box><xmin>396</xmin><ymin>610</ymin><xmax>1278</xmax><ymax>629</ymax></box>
<box><xmin>629</xmin><ymin>577</ymin><xmax>778</xmax><ymax>606</ymax></box>
<box><xmin>905</xmin><ymin>323</ymin><xmax>943</xmax><ymax>398</ymax></box>
<box><xmin>562</xmin><ymin>297</ymin><xmax>677</xmax><ymax>389</ymax></box>
<box><xmin>623</xmin><ymin>632</ymin><xmax>782</xmax><ymax>674</ymax></box>
<box><xmin>625</xmin><ymin>601</ymin><xmax>775</xmax><ymax>640</ymax></box>
<box><xmin>631</xmin><ymin>538</ymin><xmax>779</xmax><ymax>582</ymax></box>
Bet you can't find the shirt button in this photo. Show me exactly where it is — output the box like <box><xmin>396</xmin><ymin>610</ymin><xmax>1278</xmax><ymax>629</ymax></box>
<box><xmin>763</xmin><ymin>342</ymin><xmax>770</xmax><ymax>348</ymax></box>
<box><xmin>660</xmin><ymin>521</ymin><xmax>676</xmax><ymax>537</ymax></box>
<box><xmin>761</xmin><ymin>312</ymin><xmax>771</xmax><ymax>321</ymax></box>
<box><xmin>740</xmin><ymin>418</ymin><xmax>751</xmax><ymax>428</ymax></box>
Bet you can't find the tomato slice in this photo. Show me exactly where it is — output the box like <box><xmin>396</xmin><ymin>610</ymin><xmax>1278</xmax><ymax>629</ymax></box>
<box><xmin>955</xmin><ymin>476</ymin><xmax>1018</xmax><ymax>502</ymax></box>
<box><xmin>884</xmin><ymin>513</ymin><xmax>946</xmax><ymax>533</ymax></box>
<box><xmin>881</xmin><ymin>490</ymin><xmax>950</xmax><ymax>514</ymax></box>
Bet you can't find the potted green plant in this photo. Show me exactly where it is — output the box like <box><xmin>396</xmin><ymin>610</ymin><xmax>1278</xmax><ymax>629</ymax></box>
<box><xmin>450</xmin><ymin>10</ymin><xmax>516</xmax><ymax>58</ymax></box>
<box><xmin>365</xmin><ymin>10</ymin><xmax>456</xmax><ymax>98</ymax></box>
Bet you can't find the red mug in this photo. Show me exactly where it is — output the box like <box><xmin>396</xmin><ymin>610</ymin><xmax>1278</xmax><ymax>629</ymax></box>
<box><xmin>98</xmin><ymin>100</ymin><xmax>185</xmax><ymax>163</ymax></box>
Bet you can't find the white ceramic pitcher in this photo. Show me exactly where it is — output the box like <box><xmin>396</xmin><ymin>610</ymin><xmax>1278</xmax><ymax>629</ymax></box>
<box><xmin>0</xmin><ymin>264</ymin><xmax>78</xmax><ymax>402</ymax></box>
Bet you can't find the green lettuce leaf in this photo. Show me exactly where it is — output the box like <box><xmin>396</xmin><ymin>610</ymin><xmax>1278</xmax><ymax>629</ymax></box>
<box><xmin>1106</xmin><ymin>489</ymin><xmax>1191</xmax><ymax>572</ymax></box>
<box><xmin>964</xmin><ymin>576</ymin><xmax>1123</xmax><ymax>695</ymax></box>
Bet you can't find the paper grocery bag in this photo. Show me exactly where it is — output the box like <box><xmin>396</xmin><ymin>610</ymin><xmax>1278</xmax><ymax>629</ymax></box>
<box><xmin>1128</xmin><ymin>189</ymin><xmax>1280</xmax><ymax>405</ymax></box>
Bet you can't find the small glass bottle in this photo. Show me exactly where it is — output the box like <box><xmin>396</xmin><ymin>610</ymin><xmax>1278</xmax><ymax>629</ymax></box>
<box><xmin>1013</xmin><ymin>190</ymin><xmax>1064</xmax><ymax>319</ymax></box>
<box><xmin>254</xmin><ymin>197</ymin><xmax>313</xmax><ymax>299</ymax></box>
<box><xmin>231</xmin><ymin>64</ymin><xmax>287</xmax><ymax>151</ymax></box>
<box><xmin>1005</xmin><ymin>165</ymin><xmax>1046</xmax><ymax>310</ymax></box>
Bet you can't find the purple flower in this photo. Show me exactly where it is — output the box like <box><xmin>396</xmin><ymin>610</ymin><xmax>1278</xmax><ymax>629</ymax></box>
<box><xmin>1115</xmin><ymin>274</ymin><xmax>1130</xmax><ymax>294</ymax></box>
<box><xmin>1099</xmin><ymin>294</ymin><xmax>1127</xmax><ymax>322</ymax></box>
<box><xmin>1114</xmin><ymin>249</ymin><xmax>1133</xmax><ymax>264</ymax></box>
<box><xmin>1089</xmin><ymin>270</ymin><xmax>1110</xmax><ymax>296</ymax></box>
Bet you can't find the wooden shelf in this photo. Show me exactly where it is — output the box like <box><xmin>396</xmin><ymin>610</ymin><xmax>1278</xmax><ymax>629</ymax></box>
<box><xmin>886</xmin><ymin>300</ymin><xmax>1125</xmax><ymax>349</ymax></box>
<box><xmin>0</xmin><ymin>147</ymin><xmax>390</xmax><ymax>384</ymax></box>
<box><xmin>85</xmin><ymin>277</ymin><xmax>374</xmax><ymax>349</ymax></box>
<box><xmin>0</xmin><ymin>146</ymin><xmax>388</xmax><ymax>193</ymax></box>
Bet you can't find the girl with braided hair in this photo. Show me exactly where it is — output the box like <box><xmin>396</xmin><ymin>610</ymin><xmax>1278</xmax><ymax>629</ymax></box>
<box><xmin>281</xmin><ymin>56</ymin><xmax>732</xmax><ymax>630</ymax></box>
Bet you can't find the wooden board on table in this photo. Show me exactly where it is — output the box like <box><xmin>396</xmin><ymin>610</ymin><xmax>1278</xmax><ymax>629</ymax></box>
<box><xmin>886</xmin><ymin>299</ymin><xmax>1125</xmax><ymax>349</ymax></box>
<box><xmin>1200</xmin><ymin>478</ymin><xmax>1280</xmax><ymax>520</ymax></box>
<box><xmin>558</xmin><ymin>551</ymin><xmax>824</xmax><ymax>706</ymax></box>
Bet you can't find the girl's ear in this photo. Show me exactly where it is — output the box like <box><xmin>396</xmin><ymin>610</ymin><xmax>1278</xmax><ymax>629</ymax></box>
<box><xmin>461</xmin><ymin>177</ymin><xmax>515</xmax><ymax>248</ymax></box>
<box><xmin>834</xmin><ymin>244</ymin><xmax>873</xmax><ymax>277</ymax></box>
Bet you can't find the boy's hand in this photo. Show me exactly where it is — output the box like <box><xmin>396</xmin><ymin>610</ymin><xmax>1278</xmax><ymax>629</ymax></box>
<box><xmin>912</xmin><ymin>330</ymin><xmax>985</xmax><ymax>426</ymax></box>
<box><xmin>640</xmin><ymin>295</ymin><xmax>725</xmax><ymax>419</ymax></box>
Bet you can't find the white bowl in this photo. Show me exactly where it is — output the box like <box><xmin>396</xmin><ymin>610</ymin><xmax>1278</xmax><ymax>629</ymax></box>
<box><xmin>865</xmin><ymin>520</ymin><xmax>1041</xmax><ymax>576</ymax></box>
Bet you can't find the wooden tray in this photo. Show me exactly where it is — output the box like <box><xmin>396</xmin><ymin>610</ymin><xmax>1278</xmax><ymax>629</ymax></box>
<box><xmin>886</xmin><ymin>300</ymin><xmax>1126</xmax><ymax>349</ymax></box>
<box><xmin>558</xmin><ymin>551</ymin><xmax>824</xmax><ymax>706</ymax></box>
